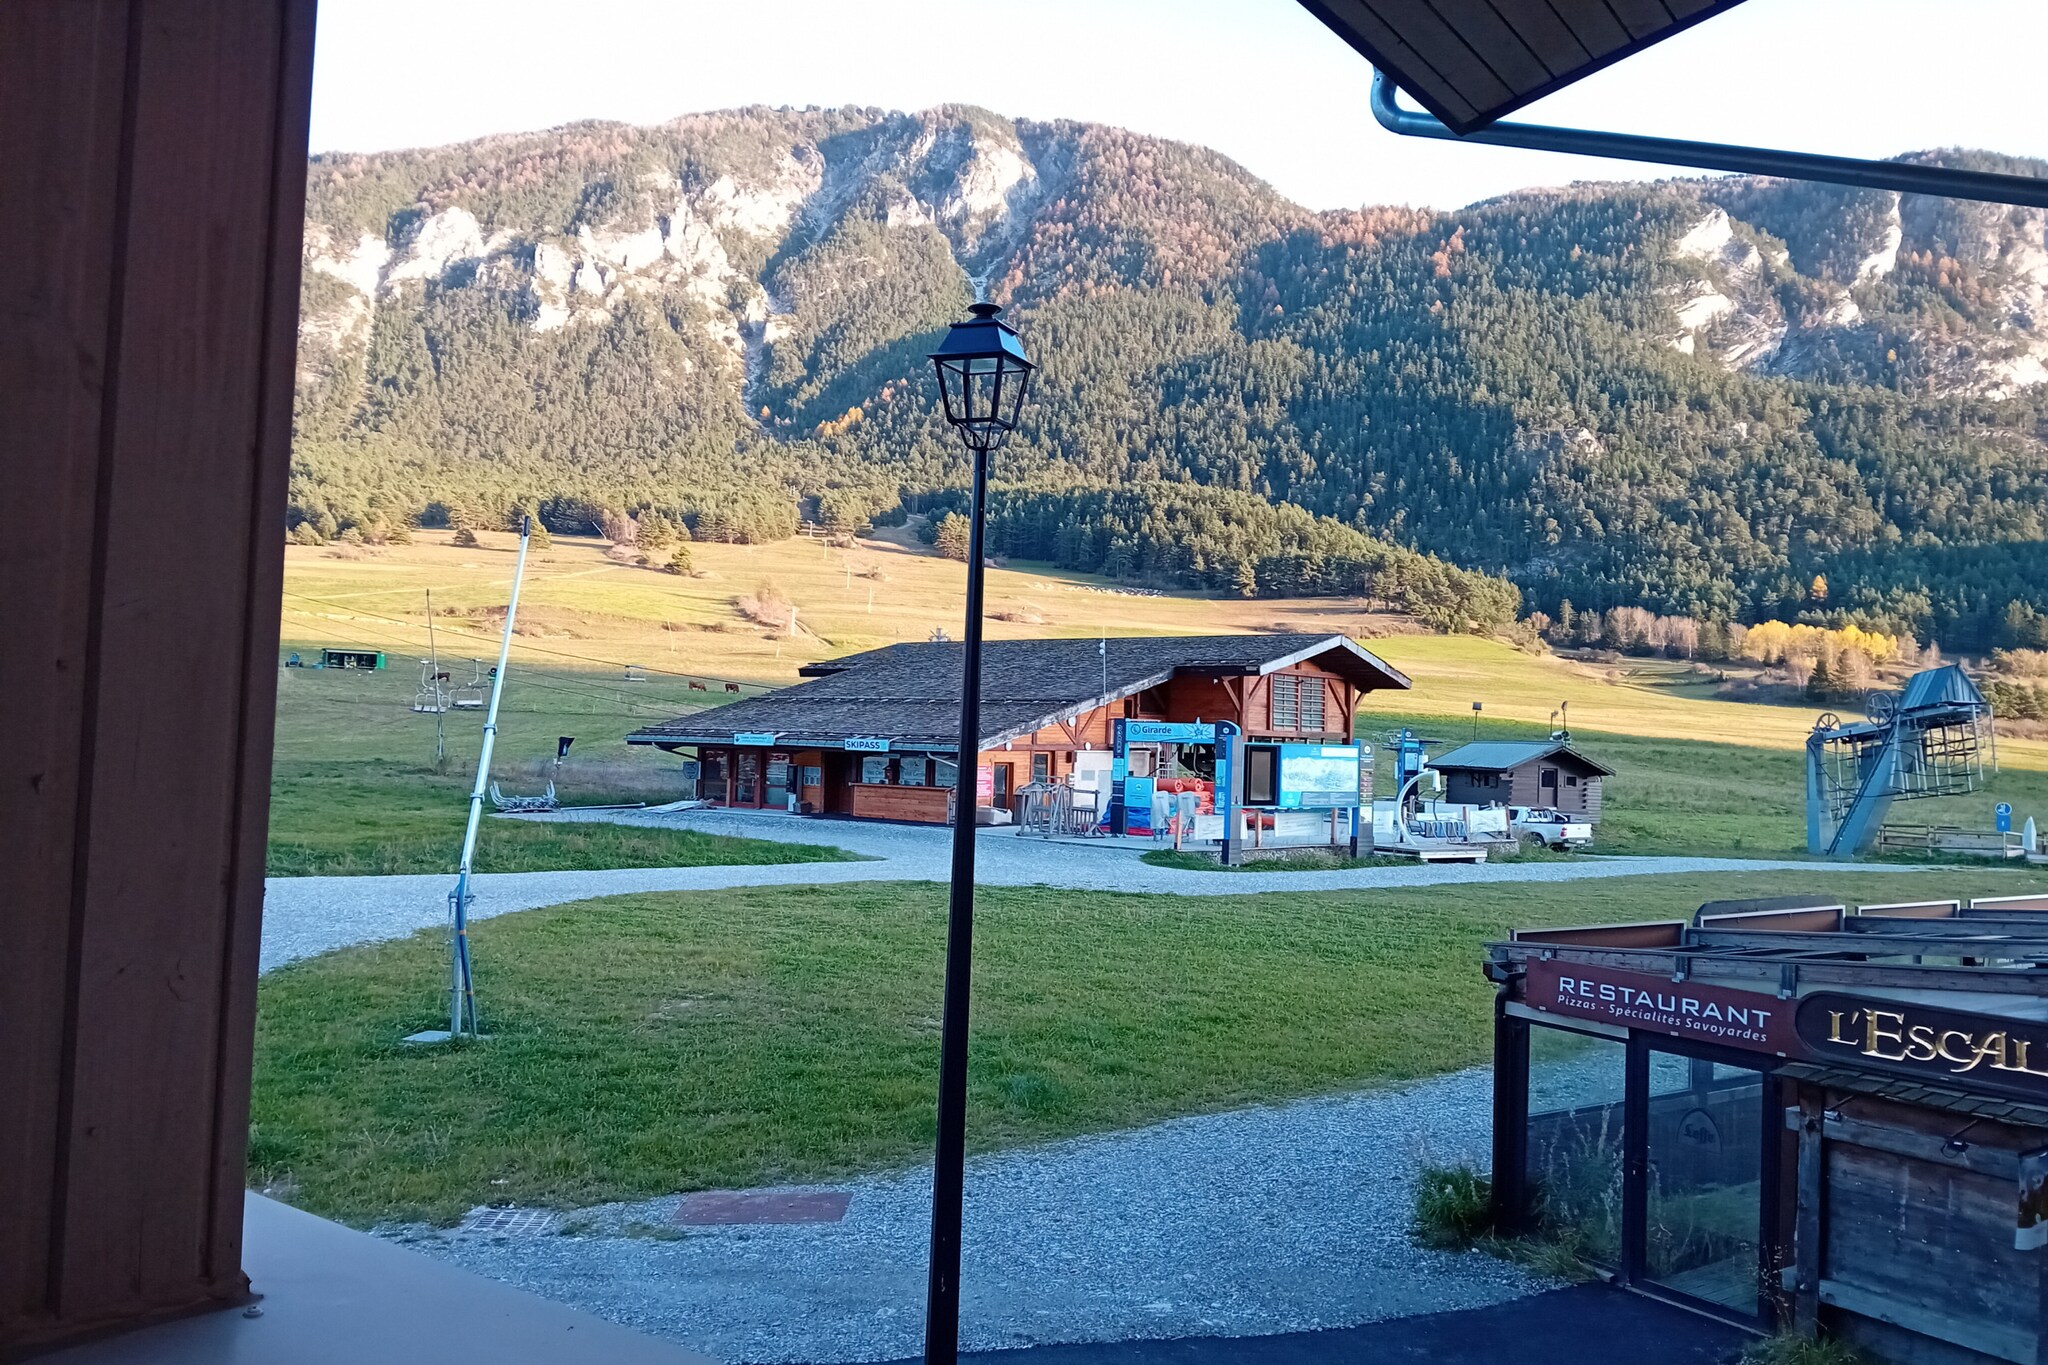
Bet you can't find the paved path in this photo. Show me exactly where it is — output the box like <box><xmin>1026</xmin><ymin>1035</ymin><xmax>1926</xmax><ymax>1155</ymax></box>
<box><xmin>261</xmin><ymin>806</ymin><xmax>1899</xmax><ymax>971</ymax></box>
<box><xmin>392</xmin><ymin>1066</ymin><xmax>1542</xmax><ymax>1364</ymax></box>
<box><xmin>849</xmin><ymin>1285</ymin><xmax>1748</xmax><ymax>1365</ymax></box>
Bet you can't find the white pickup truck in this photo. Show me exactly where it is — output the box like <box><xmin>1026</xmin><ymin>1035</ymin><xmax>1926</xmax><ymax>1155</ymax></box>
<box><xmin>1507</xmin><ymin>806</ymin><xmax>1593</xmax><ymax>850</ymax></box>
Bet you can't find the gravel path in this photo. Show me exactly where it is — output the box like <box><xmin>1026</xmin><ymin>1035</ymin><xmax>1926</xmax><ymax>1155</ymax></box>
<box><xmin>261</xmin><ymin>806</ymin><xmax>1899</xmax><ymax>971</ymax></box>
<box><xmin>384</xmin><ymin>1065</ymin><xmax>1543</xmax><ymax>1365</ymax></box>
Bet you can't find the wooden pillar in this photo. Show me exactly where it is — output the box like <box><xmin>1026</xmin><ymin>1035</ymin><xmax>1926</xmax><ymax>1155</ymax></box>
<box><xmin>0</xmin><ymin>0</ymin><xmax>314</xmax><ymax>1351</ymax></box>
<box><xmin>1792</xmin><ymin>1089</ymin><xmax>1825</xmax><ymax>1333</ymax></box>
<box><xmin>1490</xmin><ymin>998</ymin><xmax>1531</xmax><ymax>1235</ymax></box>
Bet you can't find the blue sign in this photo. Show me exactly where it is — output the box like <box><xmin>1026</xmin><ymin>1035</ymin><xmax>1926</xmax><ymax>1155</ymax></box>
<box><xmin>733</xmin><ymin>731</ymin><xmax>777</xmax><ymax>746</ymax></box>
<box><xmin>1122</xmin><ymin>720</ymin><xmax>1217</xmax><ymax>744</ymax></box>
<box><xmin>1998</xmin><ymin>802</ymin><xmax>2014</xmax><ymax>833</ymax></box>
<box><xmin>843</xmin><ymin>736</ymin><xmax>891</xmax><ymax>752</ymax></box>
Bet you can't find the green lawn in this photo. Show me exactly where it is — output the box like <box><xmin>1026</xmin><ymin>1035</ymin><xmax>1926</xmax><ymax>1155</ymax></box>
<box><xmin>266</xmin><ymin>643</ymin><xmax>857</xmax><ymax>875</ymax></box>
<box><xmin>250</xmin><ymin>868</ymin><xmax>2037</xmax><ymax>1225</ymax></box>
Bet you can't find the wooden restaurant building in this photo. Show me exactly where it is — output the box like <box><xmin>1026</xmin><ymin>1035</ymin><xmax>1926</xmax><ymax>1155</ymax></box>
<box><xmin>626</xmin><ymin>634</ymin><xmax>1409</xmax><ymax>824</ymax></box>
<box><xmin>1490</xmin><ymin>892</ymin><xmax>2048</xmax><ymax>1364</ymax></box>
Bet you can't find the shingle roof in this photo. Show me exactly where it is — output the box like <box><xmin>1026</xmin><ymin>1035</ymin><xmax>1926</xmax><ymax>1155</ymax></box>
<box><xmin>1427</xmin><ymin>739</ymin><xmax>1614</xmax><ymax>777</ymax></box>
<box><xmin>627</xmin><ymin>634</ymin><xmax>1409</xmax><ymax>752</ymax></box>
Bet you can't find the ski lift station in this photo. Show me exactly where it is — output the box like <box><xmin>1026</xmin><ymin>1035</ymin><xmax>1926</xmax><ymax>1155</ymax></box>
<box><xmin>629</xmin><ymin>634</ymin><xmax>1409</xmax><ymax>860</ymax></box>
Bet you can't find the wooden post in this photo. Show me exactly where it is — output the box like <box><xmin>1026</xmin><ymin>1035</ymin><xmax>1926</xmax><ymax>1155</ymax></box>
<box><xmin>1491</xmin><ymin>1000</ymin><xmax>1530</xmax><ymax>1235</ymax></box>
<box><xmin>1792</xmin><ymin>1089</ymin><xmax>1825</xmax><ymax>1334</ymax></box>
<box><xmin>0</xmin><ymin>0</ymin><xmax>314</xmax><ymax>1351</ymax></box>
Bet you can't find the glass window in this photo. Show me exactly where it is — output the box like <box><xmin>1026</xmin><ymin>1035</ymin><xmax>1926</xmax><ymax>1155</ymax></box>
<box><xmin>1526</xmin><ymin>1026</ymin><xmax>1626</xmax><ymax>1267</ymax></box>
<box><xmin>1032</xmin><ymin>752</ymin><xmax>1051</xmax><ymax>783</ymax></box>
<box><xmin>932</xmin><ymin>759</ymin><xmax>959</xmax><ymax>789</ymax></box>
<box><xmin>900</xmin><ymin>758</ymin><xmax>927</xmax><ymax>787</ymax></box>
<box><xmin>861</xmin><ymin>756</ymin><xmax>890</xmax><ymax>785</ymax></box>
<box><xmin>1645</xmin><ymin>1048</ymin><xmax>1763</xmax><ymax>1315</ymax></box>
<box><xmin>1243</xmin><ymin>745</ymin><xmax>1278</xmax><ymax>805</ymax></box>
<box><xmin>1270</xmin><ymin>675</ymin><xmax>1298</xmax><ymax>730</ymax></box>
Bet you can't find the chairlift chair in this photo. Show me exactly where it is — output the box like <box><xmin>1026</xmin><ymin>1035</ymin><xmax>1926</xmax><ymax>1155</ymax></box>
<box><xmin>451</xmin><ymin>659</ymin><xmax>488</xmax><ymax>710</ymax></box>
<box><xmin>410</xmin><ymin>658</ymin><xmax>450</xmax><ymax>713</ymax></box>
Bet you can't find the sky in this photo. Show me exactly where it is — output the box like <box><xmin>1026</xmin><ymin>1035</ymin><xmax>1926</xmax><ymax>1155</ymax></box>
<box><xmin>310</xmin><ymin>1</ymin><xmax>2048</xmax><ymax>211</ymax></box>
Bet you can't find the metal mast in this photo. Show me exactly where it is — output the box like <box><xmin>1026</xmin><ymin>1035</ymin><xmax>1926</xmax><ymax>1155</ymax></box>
<box><xmin>407</xmin><ymin>518</ymin><xmax>533</xmax><ymax>1044</ymax></box>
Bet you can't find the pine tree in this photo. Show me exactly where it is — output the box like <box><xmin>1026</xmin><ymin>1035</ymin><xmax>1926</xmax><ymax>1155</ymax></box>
<box><xmin>1233</xmin><ymin>560</ymin><xmax>1259</xmax><ymax>598</ymax></box>
<box><xmin>1806</xmin><ymin>650</ymin><xmax>1837</xmax><ymax>700</ymax></box>
<box><xmin>667</xmin><ymin>542</ymin><xmax>693</xmax><ymax>575</ymax></box>
<box><xmin>933</xmin><ymin>512</ymin><xmax>971</xmax><ymax>562</ymax></box>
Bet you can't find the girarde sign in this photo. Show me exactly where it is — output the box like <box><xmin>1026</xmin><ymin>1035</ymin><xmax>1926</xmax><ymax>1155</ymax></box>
<box><xmin>1521</xmin><ymin>960</ymin><xmax>1796</xmax><ymax>1056</ymax></box>
<box><xmin>1795</xmin><ymin>993</ymin><xmax>2048</xmax><ymax>1102</ymax></box>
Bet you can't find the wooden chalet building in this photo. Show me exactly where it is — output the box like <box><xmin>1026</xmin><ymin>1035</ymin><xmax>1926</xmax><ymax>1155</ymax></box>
<box><xmin>1426</xmin><ymin>739</ymin><xmax>1613</xmax><ymax>821</ymax></box>
<box><xmin>627</xmin><ymin>634</ymin><xmax>1410</xmax><ymax>823</ymax></box>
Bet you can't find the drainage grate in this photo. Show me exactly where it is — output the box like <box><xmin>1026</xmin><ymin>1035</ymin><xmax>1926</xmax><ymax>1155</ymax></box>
<box><xmin>460</xmin><ymin>1206</ymin><xmax>559</xmax><ymax>1236</ymax></box>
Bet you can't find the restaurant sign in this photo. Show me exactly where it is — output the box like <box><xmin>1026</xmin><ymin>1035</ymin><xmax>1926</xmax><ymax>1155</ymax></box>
<box><xmin>1795</xmin><ymin>993</ymin><xmax>2048</xmax><ymax>1102</ymax></box>
<box><xmin>1522</xmin><ymin>960</ymin><xmax>1796</xmax><ymax>1056</ymax></box>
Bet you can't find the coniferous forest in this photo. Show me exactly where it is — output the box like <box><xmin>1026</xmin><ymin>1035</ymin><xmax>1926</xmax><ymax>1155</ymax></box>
<box><xmin>292</xmin><ymin>107</ymin><xmax>2048</xmax><ymax>649</ymax></box>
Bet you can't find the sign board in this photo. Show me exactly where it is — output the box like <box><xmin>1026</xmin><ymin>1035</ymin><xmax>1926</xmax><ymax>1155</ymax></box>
<box><xmin>1276</xmin><ymin>744</ymin><xmax>1363</xmax><ymax>809</ymax></box>
<box><xmin>1522</xmin><ymin>960</ymin><xmax>1796</xmax><ymax>1056</ymax></box>
<box><xmin>1795</xmin><ymin>993</ymin><xmax>2048</xmax><ymax>1103</ymax></box>
<box><xmin>976</xmin><ymin>764</ymin><xmax>995</xmax><ymax>804</ymax></box>
<box><xmin>844</xmin><ymin>736</ymin><xmax>891</xmax><ymax>752</ymax></box>
<box><xmin>1999</xmin><ymin>802</ymin><xmax>2015</xmax><ymax>833</ymax></box>
<box><xmin>733</xmin><ymin>731</ymin><xmax>777</xmax><ymax>746</ymax></box>
<box><xmin>1122</xmin><ymin>720</ymin><xmax>1216</xmax><ymax>744</ymax></box>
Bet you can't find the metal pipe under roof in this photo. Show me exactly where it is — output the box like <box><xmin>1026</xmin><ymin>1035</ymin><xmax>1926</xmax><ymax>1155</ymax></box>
<box><xmin>1368</xmin><ymin>69</ymin><xmax>2048</xmax><ymax>211</ymax></box>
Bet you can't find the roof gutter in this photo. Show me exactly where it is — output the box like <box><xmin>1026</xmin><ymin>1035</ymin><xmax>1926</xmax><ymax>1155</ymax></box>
<box><xmin>1369</xmin><ymin>69</ymin><xmax>2048</xmax><ymax>211</ymax></box>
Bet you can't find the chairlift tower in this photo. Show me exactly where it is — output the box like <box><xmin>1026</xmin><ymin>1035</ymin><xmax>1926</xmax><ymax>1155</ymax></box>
<box><xmin>1805</xmin><ymin>663</ymin><xmax>1996</xmax><ymax>858</ymax></box>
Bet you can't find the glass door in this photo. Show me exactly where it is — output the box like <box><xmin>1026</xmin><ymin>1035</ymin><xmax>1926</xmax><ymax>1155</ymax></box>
<box><xmin>736</xmin><ymin>753</ymin><xmax>759</xmax><ymax>805</ymax></box>
<box><xmin>1640</xmin><ymin>1045</ymin><xmax>1767</xmax><ymax>1318</ymax></box>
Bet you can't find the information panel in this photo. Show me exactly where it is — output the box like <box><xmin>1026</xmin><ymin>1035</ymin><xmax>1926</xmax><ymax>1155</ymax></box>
<box><xmin>1275</xmin><ymin>744</ymin><xmax>1363</xmax><ymax>809</ymax></box>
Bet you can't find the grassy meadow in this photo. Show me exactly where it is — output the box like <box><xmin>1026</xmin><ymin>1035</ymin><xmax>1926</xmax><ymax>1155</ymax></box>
<box><xmin>250</xmin><ymin>868</ymin><xmax>2041</xmax><ymax>1225</ymax></box>
<box><xmin>273</xmin><ymin>530</ymin><xmax>2048</xmax><ymax>871</ymax></box>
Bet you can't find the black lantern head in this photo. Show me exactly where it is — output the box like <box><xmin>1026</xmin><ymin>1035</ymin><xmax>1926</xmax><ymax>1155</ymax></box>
<box><xmin>928</xmin><ymin>302</ymin><xmax>1032</xmax><ymax>455</ymax></box>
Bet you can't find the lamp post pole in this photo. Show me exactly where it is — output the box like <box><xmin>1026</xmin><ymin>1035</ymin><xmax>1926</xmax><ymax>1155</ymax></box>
<box><xmin>922</xmin><ymin>301</ymin><xmax>1031</xmax><ymax>1365</ymax></box>
<box><xmin>926</xmin><ymin>440</ymin><xmax>989</xmax><ymax>1364</ymax></box>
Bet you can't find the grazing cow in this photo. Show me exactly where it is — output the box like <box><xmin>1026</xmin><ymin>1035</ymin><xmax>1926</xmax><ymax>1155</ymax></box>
<box><xmin>688</xmin><ymin>680</ymin><xmax>707</xmax><ymax>692</ymax></box>
<box><xmin>724</xmin><ymin>682</ymin><xmax>741</xmax><ymax>693</ymax></box>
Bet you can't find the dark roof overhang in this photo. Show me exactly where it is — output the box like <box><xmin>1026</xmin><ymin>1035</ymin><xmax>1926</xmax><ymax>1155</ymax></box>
<box><xmin>1294</xmin><ymin>0</ymin><xmax>1751</xmax><ymax>135</ymax></box>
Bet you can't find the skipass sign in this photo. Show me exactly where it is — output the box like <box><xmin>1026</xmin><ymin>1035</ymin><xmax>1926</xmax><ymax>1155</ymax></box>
<box><xmin>1521</xmin><ymin>959</ymin><xmax>1797</xmax><ymax>1056</ymax></box>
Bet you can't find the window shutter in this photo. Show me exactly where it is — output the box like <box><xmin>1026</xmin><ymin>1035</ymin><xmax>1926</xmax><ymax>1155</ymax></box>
<box><xmin>1270</xmin><ymin>675</ymin><xmax>1298</xmax><ymax>730</ymax></box>
<box><xmin>1299</xmin><ymin>678</ymin><xmax>1325</xmax><ymax>731</ymax></box>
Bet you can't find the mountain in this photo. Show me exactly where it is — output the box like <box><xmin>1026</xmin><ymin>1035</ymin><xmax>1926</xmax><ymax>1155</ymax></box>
<box><xmin>292</xmin><ymin>106</ymin><xmax>2048</xmax><ymax>650</ymax></box>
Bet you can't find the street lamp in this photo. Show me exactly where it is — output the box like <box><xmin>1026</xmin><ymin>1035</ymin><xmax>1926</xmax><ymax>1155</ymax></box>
<box><xmin>922</xmin><ymin>300</ymin><xmax>1032</xmax><ymax>1365</ymax></box>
